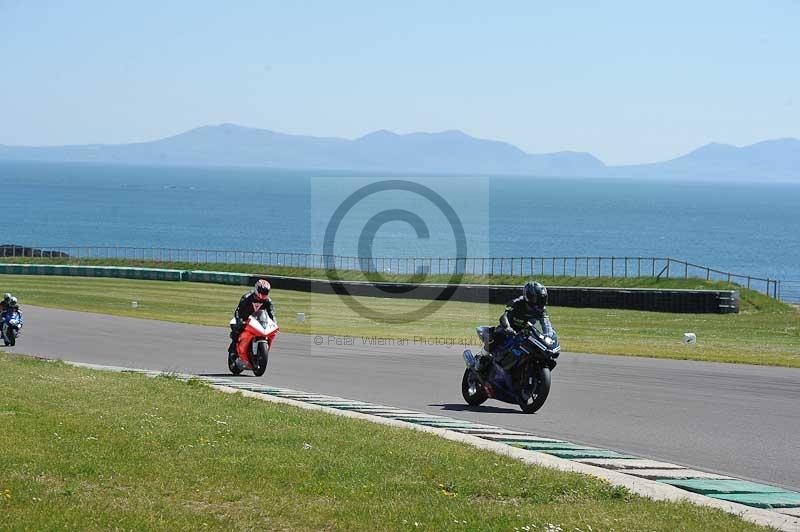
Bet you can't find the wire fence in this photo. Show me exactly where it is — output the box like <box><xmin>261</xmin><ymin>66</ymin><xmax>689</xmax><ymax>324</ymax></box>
<box><xmin>2</xmin><ymin>244</ymin><xmax>792</xmax><ymax>302</ymax></box>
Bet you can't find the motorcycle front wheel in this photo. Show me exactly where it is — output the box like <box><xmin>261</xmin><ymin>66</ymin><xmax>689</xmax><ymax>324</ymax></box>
<box><xmin>7</xmin><ymin>329</ymin><xmax>16</xmax><ymax>347</ymax></box>
<box><xmin>461</xmin><ymin>368</ymin><xmax>488</xmax><ymax>406</ymax></box>
<box><xmin>519</xmin><ymin>365</ymin><xmax>551</xmax><ymax>414</ymax></box>
<box><xmin>227</xmin><ymin>350</ymin><xmax>242</xmax><ymax>375</ymax></box>
<box><xmin>252</xmin><ymin>341</ymin><xmax>269</xmax><ymax>377</ymax></box>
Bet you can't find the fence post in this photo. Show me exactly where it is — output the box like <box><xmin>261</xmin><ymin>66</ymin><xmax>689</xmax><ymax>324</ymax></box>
<box><xmin>684</xmin><ymin>261</ymin><xmax>688</xmax><ymax>278</ymax></box>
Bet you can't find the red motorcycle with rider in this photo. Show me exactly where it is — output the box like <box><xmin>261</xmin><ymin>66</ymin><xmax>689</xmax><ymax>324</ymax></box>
<box><xmin>228</xmin><ymin>279</ymin><xmax>279</xmax><ymax>376</ymax></box>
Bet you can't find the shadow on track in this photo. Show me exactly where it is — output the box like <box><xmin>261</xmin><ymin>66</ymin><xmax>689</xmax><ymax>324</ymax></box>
<box><xmin>198</xmin><ymin>373</ymin><xmax>260</xmax><ymax>379</ymax></box>
<box><xmin>431</xmin><ymin>403</ymin><xmax>523</xmax><ymax>415</ymax></box>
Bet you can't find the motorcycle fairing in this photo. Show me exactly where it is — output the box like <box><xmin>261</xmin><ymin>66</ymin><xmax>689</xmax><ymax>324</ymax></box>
<box><xmin>236</xmin><ymin>314</ymin><xmax>279</xmax><ymax>368</ymax></box>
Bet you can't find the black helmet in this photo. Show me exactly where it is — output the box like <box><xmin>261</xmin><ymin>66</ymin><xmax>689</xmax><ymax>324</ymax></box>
<box><xmin>523</xmin><ymin>281</ymin><xmax>547</xmax><ymax>308</ymax></box>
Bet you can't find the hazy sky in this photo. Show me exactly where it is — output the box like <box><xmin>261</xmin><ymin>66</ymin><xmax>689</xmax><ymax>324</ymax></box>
<box><xmin>1</xmin><ymin>1</ymin><xmax>798</xmax><ymax>164</ymax></box>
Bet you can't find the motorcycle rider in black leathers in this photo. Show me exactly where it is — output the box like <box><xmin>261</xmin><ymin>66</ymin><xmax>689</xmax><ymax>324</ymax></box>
<box><xmin>1</xmin><ymin>293</ymin><xmax>12</xmax><ymax>314</ymax></box>
<box><xmin>475</xmin><ymin>281</ymin><xmax>549</xmax><ymax>375</ymax></box>
<box><xmin>228</xmin><ymin>279</ymin><xmax>276</xmax><ymax>356</ymax></box>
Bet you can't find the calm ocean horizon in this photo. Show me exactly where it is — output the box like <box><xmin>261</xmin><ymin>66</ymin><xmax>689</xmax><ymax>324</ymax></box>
<box><xmin>4</xmin><ymin>160</ymin><xmax>800</xmax><ymax>282</ymax></box>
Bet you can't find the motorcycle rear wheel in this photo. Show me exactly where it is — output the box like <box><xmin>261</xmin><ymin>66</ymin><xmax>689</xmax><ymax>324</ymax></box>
<box><xmin>519</xmin><ymin>365</ymin><xmax>551</xmax><ymax>414</ymax></box>
<box><xmin>461</xmin><ymin>368</ymin><xmax>488</xmax><ymax>406</ymax></box>
<box><xmin>252</xmin><ymin>342</ymin><xmax>269</xmax><ymax>377</ymax></box>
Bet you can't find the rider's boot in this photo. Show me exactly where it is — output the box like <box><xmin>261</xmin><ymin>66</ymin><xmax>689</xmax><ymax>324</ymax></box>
<box><xmin>474</xmin><ymin>348</ymin><xmax>493</xmax><ymax>378</ymax></box>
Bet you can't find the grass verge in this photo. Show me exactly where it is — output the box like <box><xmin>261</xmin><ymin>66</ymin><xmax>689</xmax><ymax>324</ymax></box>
<box><xmin>1</xmin><ymin>274</ymin><xmax>799</xmax><ymax>367</ymax></box>
<box><xmin>0</xmin><ymin>352</ymin><xmax>770</xmax><ymax>531</ymax></box>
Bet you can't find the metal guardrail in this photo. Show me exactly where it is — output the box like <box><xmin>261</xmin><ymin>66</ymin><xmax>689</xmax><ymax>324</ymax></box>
<box><xmin>0</xmin><ymin>244</ymin><xmax>788</xmax><ymax>301</ymax></box>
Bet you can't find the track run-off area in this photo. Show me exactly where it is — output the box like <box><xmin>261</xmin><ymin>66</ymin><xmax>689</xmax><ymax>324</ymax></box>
<box><xmin>8</xmin><ymin>304</ymin><xmax>800</xmax><ymax>496</ymax></box>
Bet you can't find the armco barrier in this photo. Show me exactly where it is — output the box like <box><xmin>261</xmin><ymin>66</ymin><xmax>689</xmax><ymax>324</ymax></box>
<box><xmin>0</xmin><ymin>263</ymin><xmax>184</xmax><ymax>282</ymax></box>
<box><xmin>188</xmin><ymin>273</ymin><xmax>739</xmax><ymax>314</ymax></box>
<box><xmin>1</xmin><ymin>264</ymin><xmax>739</xmax><ymax>313</ymax></box>
<box><xmin>183</xmin><ymin>270</ymin><xmax>253</xmax><ymax>285</ymax></box>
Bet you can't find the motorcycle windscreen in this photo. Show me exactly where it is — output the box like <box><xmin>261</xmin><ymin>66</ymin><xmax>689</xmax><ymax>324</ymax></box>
<box><xmin>246</xmin><ymin>315</ymin><xmax>278</xmax><ymax>336</ymax></box>
<box><xmin>531</xmin><ymin>317</ymin><xmax>557</xmax><ymax>341</ymax></box>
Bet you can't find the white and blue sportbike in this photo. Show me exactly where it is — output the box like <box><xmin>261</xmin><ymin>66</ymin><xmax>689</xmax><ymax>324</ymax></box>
<box><xmin>1</xmin><ymin>308</ymin><xmax>23</xmax><ymax>347</ymax></box>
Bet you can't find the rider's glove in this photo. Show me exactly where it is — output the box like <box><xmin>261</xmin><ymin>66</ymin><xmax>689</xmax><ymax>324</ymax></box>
<box><xmin>504</xmin><ymin>326</ymin><xmax>516</xmax><ymax>336</ymax></box>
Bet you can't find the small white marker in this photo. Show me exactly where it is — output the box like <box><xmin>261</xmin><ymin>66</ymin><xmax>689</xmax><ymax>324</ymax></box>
<box><xmin>131</xmin><ymin>301</ymin><xmax>139</xmax><ymax>309</ymax></box>
<box><xmin>683</xmin><ymin>332</ymin><xmax>696</xmax><ymax>344</ymax></box>
<box><xmin>296</xmin><ymin>312</ymin><xmax>306</xmax><ymax>322</ymax></box>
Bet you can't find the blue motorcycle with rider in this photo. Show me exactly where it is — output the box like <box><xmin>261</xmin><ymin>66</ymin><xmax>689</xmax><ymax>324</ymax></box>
<box><xmin>1</xmin><ymin>295</ymin><xmax>23</xmax><ymax>347</ymax></box>
<box><xmin>461</xmin><ymin>281</ymin><xmax>560</xmax><ymax>413</ymax></box>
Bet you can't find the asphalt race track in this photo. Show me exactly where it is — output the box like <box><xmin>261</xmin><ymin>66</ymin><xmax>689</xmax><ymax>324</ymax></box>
<box><xmin>7</xmin><ymin>305</ymin><xmax>800</xmax><ymax>491</ymax></box>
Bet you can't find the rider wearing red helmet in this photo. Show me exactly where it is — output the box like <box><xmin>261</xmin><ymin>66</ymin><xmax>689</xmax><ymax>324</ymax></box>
<box><xmin>229</xmin><ymin>279</ymin><xmax>276</xmax><ymax>354</ymax></box>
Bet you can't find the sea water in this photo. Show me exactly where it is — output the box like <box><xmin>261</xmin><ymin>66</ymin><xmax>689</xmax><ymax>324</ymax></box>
<box><xmin>3</xmin><ymin>160</ymin><xmax>799</xmax><ymax>281</ymax></box>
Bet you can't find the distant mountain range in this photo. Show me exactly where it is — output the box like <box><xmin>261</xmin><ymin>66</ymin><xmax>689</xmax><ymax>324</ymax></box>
<box><xmin>1</xmin><ymin>123</ymin><xmax>798</xmax><ymax>181</ymax></box>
